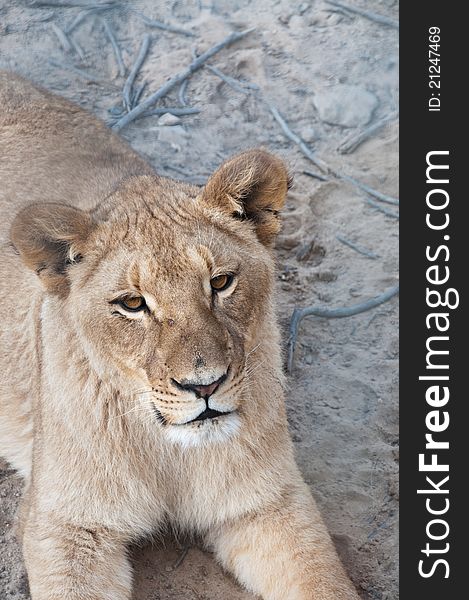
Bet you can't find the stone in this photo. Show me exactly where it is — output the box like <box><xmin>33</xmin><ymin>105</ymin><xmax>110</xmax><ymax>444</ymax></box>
<box><xmin>157</xmin><ymin>112</ymin><xmax>181</xmax><ymax>126</ymax></box>
<box><xmin>157</xmin><ymin>125</ymin><xmax>187</xmax><ymax>151</ymax></box>
<box><xmin>313</xmin><ymin>84</ymin><xmax>379</xmax><ymax>128</ymax></box>
<box><xmin>300</xmin><ymin>125</ymin><xmax>318</xmax><ymax>143</ymax></box>
<box><xmin>289</xmin><ymin>15</ymin><xmax>305</xmax><ymax>31</ymax></box>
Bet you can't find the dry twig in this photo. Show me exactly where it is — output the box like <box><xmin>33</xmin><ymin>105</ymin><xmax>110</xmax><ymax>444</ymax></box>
<box><xmin>172</xmin><ymin>546</ymin><xmax>190</xmax><ymax>570</ymax></box>
<box><xmin>303</xmin><ymin>169</ymin><xmax>329</xmax><ymax>182</ymax></box>
<box><xmin>143</xmin><ymin>107</ymin><xmax>200</xmax><ymax>117</ymax></box>
<box><xmin>122</xmin><ymin>33</ymin><xmax>151</xmax><ymax>111</ymax></box>
<box><xmin>269</xmin><ymin>104</ymin><xmax>399</xmax><ymax>206</ymax></box>
<box><xmin>178</xmin><ymin>79</ymin><xmax>189</xmax><ymax>106</ymax></box>
<box><xmin>50</xmin><ymin>22</ymin><xmax>73</xmax><ymax>52</ymax></box>
<box><xmin>339</xmin><ymin>173</ymin><xmax>399</xmax><ymax>206</ymax></box>
<box><xmin>366</xmin><ymin>198</ymin><xmax>399</xmax><ymax>219</ymax></box>
<box><xmin>336</xmin><ymin>235</ymin><xmax>379</xmax><ymax>259</ymax></box>
<box><xmin>31</xmin><ymin>1</ymin><xmax>116</xmax><ymax>8</ymax></box>
<box><xmin>112</xmin><ymin>28</ymin><xmax>256</xmax><ymax>131</ymax></box>
<box><xmin>48</xmin><ymin>58</ymin><xmax>117</xmax><ymax>87</ymax></box>
<box><xmin>287</xmin><ymin>285</ymin><xmax>399</xmax><ymax>373</ymax></box>
<box><xmin>133</xmin><ymin>10</ymin><xmax>195</xmax><ymax>37</ymax></box>
<box><xmin>51</xmin><ymin>21</ymin><xmax>86</xmax><ymax>60</ymax></box>
<box><xmin>324</xmin><ymin>0</ymin><xmax>399</xmax><ymax>29</ymax></box>
<box><xmin>267</xmin><ymin>104</ymin><xmax>329</xmax><ymax>172</ymax></box>
<box><xmin>69</xmin><ymin>36</ymin><xmax>86</xmax><ymax>60</ymax></box>
<box><xmin>101</xmin><ymin>18</ymin><xmax>125</xmax><ymax>77</ymax></box>
<box><xmin>206</xmin><ymin>64</ymin><xmax>251</xmax><ymax>94</ymax></box>
<box><xmin>65</xmin><ymin>7</ymin><xmax>110</xmax><ymax>32</ymax></box>
<box><xmin>338</xmin><ymin>112</ymin><xmax>398</xmax><ymax>154</ymax></box>
<box><xmin>131</xmin><ymin>82</ymin><xmax>147</xmax><ymax>108</ymax></box>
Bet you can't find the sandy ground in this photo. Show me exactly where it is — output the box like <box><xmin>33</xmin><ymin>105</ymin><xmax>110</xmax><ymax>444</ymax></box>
<box><xmin>0</xmin><ymin>1</ymin><xmax>398</xmax><ymax>598</ymax></box>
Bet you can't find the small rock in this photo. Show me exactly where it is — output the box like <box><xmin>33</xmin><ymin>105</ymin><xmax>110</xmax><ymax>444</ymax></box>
<box><xmin>300</xmin><ymin>125</ymin><xmax>318</xmax><ymax>143</ymax></box>
<box><xmin>108</xmin><ymin>105</ymin><xmax>124</xmax><ymax>117</ymax></box>
<box><xmin>158</xmin><ymin>113</ymin><xmax>181</xmax><ymax>126</ymax></box>
<box><xmin>289</xmin><ymin>15</ymin><xmax>305</xmax><ymax>31</ymax></box>
<box><xmin>199</xmin><ymin>565</ymin><xmax>209</xmax><ymax>577</ymax></box>
<box><xmin>278</xmin><ymin>13</ymin><xmax>292</xmax><ymax>25</ymax></box>
<box><xmin>314</xmin><ymin>270</ymin><xmax>337</xmax><ymax>282</ymax></box>
<box><xmin>278</xmin><ymin>264</ymin><xmax>298</xmax><ymax>282</ymax></box>
<box><xmin>349</xmin><ymin>287</ymin><xmax>362</xmax><ymax>298</ymax></box>
<box><xmin>296</xmin><ymin>240</ymin><xmax>325</xmax><ymax>264</ymax></box>
<box><xmin>157</xmin><ymin>125</ymin><xmax>187</xmax><ymax>151</ymax></box>
<box><xmin>313</xmin><ymin>84</ymin><xmax>379</xmax><ymax>128</ymax></box>
<box><xmin>309</xmin><ymin>10</ymin><xmax>343</xmax><ymax>27</ymax></box>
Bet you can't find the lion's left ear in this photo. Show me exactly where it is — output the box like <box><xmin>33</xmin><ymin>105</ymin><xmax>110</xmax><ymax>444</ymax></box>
<box><xmin>10</xmin><ymin>203</ymin><xmax>94</xmax><ymax>296</ymax></box>
<box><xmin>200</xmin><ymin>149</ymin><xmax>291</xmax><ymax>246</ymax></box>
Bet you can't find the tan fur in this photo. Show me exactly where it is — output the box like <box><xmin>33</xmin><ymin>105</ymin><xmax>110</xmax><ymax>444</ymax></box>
<box><xmin>0</xmin><ymin>71</ymin><xmax>359</xmax><ymax>600</ymax></box>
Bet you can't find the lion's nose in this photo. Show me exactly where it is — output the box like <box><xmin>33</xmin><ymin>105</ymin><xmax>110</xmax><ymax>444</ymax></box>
<box><xmin>171</xmin><ymin>372</ymin><xmax>227</xmax><ymax>399</ymax></box>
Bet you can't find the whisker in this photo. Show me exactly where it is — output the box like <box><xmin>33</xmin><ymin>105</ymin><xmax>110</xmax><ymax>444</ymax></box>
<box><xmin>245</xmin><ymin>358</ymin><xmax>267</xmax><ymax>378</ymax></box>
<box><xmin>243</xmin><ymin>435</ymin><xmax>264</xmax><ymax>462</ymax></box>
<box><xmin>243</xmin><ymin>344</ymin><xmax>263</xmax><ymax>377</ymax></box>
<box><xmin>130</xmin><ymin>387</ymin><xmax>155</xmax><ymax>396</ymax></box>
<box><xmin>245</xmin><ymin>343</ymin><xmax>262</xmax><ymax>363</ymax></box>
<box><xmin>109</xmin><ymin>404</ymin><xmax>148</xmax><ymax>420</ymax></box>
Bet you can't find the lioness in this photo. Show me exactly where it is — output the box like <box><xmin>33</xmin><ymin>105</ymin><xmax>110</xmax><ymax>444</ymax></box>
<box><xmin>0</xmin><ymin>71</ymin><xmax>359</xmax><ymax>600</ymax></box>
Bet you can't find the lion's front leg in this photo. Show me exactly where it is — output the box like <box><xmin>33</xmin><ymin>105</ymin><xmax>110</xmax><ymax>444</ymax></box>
<box><xmin>206</xmin><ymin>480</ymin><xmax>360</xmax><ymax>600</ymax></box>
<box><xmin>22</xmin><ymin>515</ymin><xmax>132</xmax><ymax>600</ymax></box>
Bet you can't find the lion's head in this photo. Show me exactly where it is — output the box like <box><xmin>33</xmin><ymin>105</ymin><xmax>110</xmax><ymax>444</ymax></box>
<box><xmin>11</xmin><ymin>150</ymin><xmax>290</xmax><ymax>446</ymax></box>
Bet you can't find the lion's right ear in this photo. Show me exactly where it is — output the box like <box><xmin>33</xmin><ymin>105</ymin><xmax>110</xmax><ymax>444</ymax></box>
<box><xmin>200</xmin><ymin>149</ymin><xmax>291</xmax><ymax>246</ymax></box>
<box><xmin>10</xmin><ymin>203</ymin><xmax>94</xmax><ymax>295</ymax></box>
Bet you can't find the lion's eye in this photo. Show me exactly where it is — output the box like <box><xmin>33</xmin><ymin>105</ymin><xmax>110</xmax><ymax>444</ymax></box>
<box><xmin>210</xmin><ymin>274</ymin><xmax>234</xmax><ymax>292</ymax></box>
<box><xmin>118</xmin><ymin>296</ymin><xmax>147</xmax><ymax>312</ymax></box>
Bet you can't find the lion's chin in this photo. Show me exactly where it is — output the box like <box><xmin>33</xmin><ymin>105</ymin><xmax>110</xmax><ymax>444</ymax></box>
<box><xmin>163</xmin><ymin>412</ymin><xmax>241</xmax><ymax>448</ymax></box>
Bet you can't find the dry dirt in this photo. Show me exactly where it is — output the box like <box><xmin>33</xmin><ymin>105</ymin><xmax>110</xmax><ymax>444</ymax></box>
<box><xmin>0</xmin><ymin>1</ymin><xmax>399</xmax><ymax>598</ymax></box>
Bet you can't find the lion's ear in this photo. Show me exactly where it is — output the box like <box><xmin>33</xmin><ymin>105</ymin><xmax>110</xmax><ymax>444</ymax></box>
<box><xmin>10</xmin><ymin>203</ymin><xmax>94</xmax><ymax>295</ymax></box>
<box><xmin>201</xmin><ymin>149</ymin><xmax>291</xmax><ymax>246</ymax></box>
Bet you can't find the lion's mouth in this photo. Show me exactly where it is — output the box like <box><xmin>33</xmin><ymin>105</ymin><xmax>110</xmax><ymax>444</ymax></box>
<box><xmin>191</xmin><ymin>407</ymin><xmax>227</xmax><ymax>422</ymax></box>
<box><xmin>152</xmin><ymin>405</ymin><xmax>234</xmax><ymax>426</ymax></box>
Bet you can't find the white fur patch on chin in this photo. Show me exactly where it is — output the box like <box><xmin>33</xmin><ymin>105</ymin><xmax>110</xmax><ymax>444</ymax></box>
<box><xmin>164</xmin><ymin>412</ymin><xmax>241</xmax><ymax>449</ymax></box>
